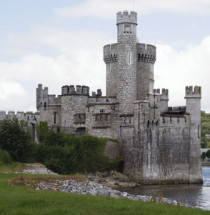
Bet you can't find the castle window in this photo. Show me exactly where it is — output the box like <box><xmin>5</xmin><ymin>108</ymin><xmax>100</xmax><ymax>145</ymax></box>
<box><xmin>127</xmin><ymin>52</ymin><xmax>132</xmax><ymax>65</ymax></box>
<box><xmin>100</xmin><ymin>109</ymin><xmax>105</xmax><ymax>113</ymax></box>
<box><xmin>124</xmin><ymin>25</ymin><xmax>131</xmax><ymax>33</ymax></box>
<box><xmin>53</xmin><ymin>112</ymin><xmax>57</xmax><ymax>124</ymax></box>
<box><xmin>44</xmin><ymin>102</ymin><xmax>47</xmax><ymax>111</ymax></box>
<box><xmin>198</xmin><ymin>124</ymin><xmax>200</xmax><ymax>138</ymax></box>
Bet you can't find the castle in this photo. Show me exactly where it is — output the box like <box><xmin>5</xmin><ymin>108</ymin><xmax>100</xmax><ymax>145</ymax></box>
<box><xmin>2</xmin><ymin>11</ymin><xmax>203</xmax><ymax>184</ymax></box>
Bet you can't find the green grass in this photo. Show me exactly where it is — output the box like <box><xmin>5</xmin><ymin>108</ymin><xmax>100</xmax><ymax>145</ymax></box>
<box><xmin>0</xmin><ymin>174</ymin><xmax>210</xmax><ymax>215</ymax></box>
<box><xmin>0</xmin><ymin>162</ymin><xmax>26</xmax><ymax>173</ymax></box>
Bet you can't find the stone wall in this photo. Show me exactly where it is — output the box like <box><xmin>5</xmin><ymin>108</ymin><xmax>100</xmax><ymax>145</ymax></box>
<box><xmin>60</xmin><ymin>94</ymin><xmax>88</xmax><ymax>134</ymax></box>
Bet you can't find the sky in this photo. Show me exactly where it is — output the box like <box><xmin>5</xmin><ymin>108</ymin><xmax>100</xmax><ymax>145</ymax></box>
<box><xmin>0</xmin><ymin>0</ymin><xmax>210</xmax><ymax>112</ymax></box>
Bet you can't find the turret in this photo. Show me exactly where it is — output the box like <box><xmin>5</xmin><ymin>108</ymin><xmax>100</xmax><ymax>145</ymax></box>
<box><xmin>116</xmin><ymin>11</ymin><xmax>138</xmax><ymax>114</ymax></box>
<box><xmin>185</xmin><ymin>86</ymin><xmax>202</xmax><ymax>183</ymax></box>
<box><xmin>117</xmin><ymin>11</ymin><xmax>137</xmax><ymax>43</ymax></box>
<box><xmin>36</xmin><ymin>84</ymin><xmax>49</xmax><ymax>111</ymax></box>
<box><xmin>160</xmin><ymin>88</ymin><xmax>169</xmax><ymax>113</ymax></box>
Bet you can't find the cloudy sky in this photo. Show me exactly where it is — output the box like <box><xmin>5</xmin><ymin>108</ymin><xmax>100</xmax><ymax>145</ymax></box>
<box><xmin>0</xmin><ymin>0</ymin><xmax>210</xmax><ymax>112</ymax></box>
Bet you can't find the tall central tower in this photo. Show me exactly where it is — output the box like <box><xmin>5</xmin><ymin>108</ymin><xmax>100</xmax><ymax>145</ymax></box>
<box><xmin>104</xmin><ymin>11</ymin><xmax>156</xmax><ymax>114</ymax></box>
<box><xmin>116</xmin><ymin>11</ymin><xmax>137</xmax><ymax>114</ymax></box>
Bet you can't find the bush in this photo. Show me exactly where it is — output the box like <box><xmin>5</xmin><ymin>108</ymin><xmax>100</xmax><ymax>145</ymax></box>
<box><xmin>34</xmin><ymin>122</ymin><xmax>124</xmax><ymax>174</ymax></box>
<box><xmin>0</xmin><ymin>118</ymin><xmax>33</xmax><ymax>162</ymax></box>
<box><xmin>201</xmin><ymin>152</ymin><xmax>206</xmax><ymax>160</ymax></box>
<box><xmin>206</xmin><ymin>150</ymin><xmax>210</xmax><ymax>158</ymax></box>
<box><xmin>0</xmin><ymin>149</ymin><xmax>13</xmax><ymax>164</ymax></box>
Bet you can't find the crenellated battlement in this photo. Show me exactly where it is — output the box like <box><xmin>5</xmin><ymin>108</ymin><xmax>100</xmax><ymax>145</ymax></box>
<box><xmin>137</xmin><ymin>43</ymin><xmax>156</xmax><ymax>64</ymax></box>
<box><xmin>48</xmin><ymin>95</ymin><xmax>61</xmax><ymax>105</ymax></box>
<box><xmin>160</xmin><ymin>114</ymin><xmax>189</xmax><ymax>125</ymax></box>
<box><xmin>103</xmin><ymin>44</ymin><xmax>118</xmax><ymax>64</ymax></box>
<box><xmin>185</xmin><ymin>86</ymin><xmax>201</xmax><ymax>96</ymax></box>
<box><xmin>117</xmin><ymin>11</ymin><xmax>137</xmax><ymax>25</ymax></box>
<box><xmin>61</xmin><ymin>85</ymin><xmax>90</xmax><ymax>96</ymax></box>
<box><xmin>91</xmin><ymin>89</ymin><xmax>103</xmax><ymax>97</ymax></box>
<box><xmin>153</xmin><ymin>88</ymin><xmax>168</xmax><ymax>95</ymax></box>
<box><xmin>0</xmin><ymin>111</ymin><xmax>40</xmax><ymax>122</ymax></box>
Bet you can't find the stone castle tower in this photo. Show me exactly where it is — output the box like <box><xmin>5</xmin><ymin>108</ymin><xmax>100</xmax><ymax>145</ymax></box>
<box><xmin>104</xmin><ymin>11</ymin><xmax>155</xmax><ymax>114</ymax></box>
<box><xmin>34</xmin><ymin>11</ymin><xmax>202</xmax><ymax>184</ymax></box>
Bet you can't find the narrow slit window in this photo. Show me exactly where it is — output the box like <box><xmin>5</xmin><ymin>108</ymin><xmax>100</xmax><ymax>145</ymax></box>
<box><xmin>44</xmin><ymin>102</ymin><xmax>47</xmax><ymax>111</ymax></box>
<box><xmin>53</xmin><ymin>112</ymin><xmax>57</xmax><ymax>124</ymax></box>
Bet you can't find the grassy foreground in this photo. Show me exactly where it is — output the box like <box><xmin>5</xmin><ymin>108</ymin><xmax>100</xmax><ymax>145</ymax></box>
<box><xmin>0</xmin><ymin>174</ymin><xmax>210</xmax><ymax>215</ymax></box>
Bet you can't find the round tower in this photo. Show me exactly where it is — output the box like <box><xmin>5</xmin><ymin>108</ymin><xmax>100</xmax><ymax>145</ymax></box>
<box><xmin>116</xmin><ymin>11</ymin><xmax>137</xmax><ymax>114</ymax></box>
<box><xmin>103</xmin><ymin>43</ymin><xmax>118</xmax><ymax>97</ymax></box>
<box><xmin>136</xmin><ymin>43</ymin><xmax>156</xmax><ymax>100</ymax></box>
<box><xmin>185</xmin><ymin>86</ymin><xmax>202</xmax><ymax>183</ymax></box>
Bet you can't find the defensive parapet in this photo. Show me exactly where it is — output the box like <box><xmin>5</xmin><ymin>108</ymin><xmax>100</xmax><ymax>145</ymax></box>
<box><xmin>137</xmin><ymin>43</ymin><xmax>156</xmax><ymax>64</ymax></box>
<box><xmin>48</xmin><ymin>95</ymin><xmax>61</xmax><ymax>106</ymax></box>
<box><xmin>185</xmin><ymin>86</ymin><xmax>201</xmax><ymax>98</ymax></box>
<box><xmin>117</xmin><ymin>11</ymin><xmax>137</xmax><ymax>25</ymax></box>
<box><xmin>103</xmin><ymin>44</ymin><xmax>118</xmax><ymax>64</ymax></box>
<box><xmin>0</xmin><ymin>111</ymin><xmax>40</xmax><ymax>124</ymax></box>
<box><xmin>148</xmin><ymin>88</ymin><xmax>169</xmax><ymax>114</ymax></box>
<box><xmin>61</xmin><ymin>85</ymin><xmax>90</xmax><ymax>96</ymax></box>
<box><xmin>91</xmin><ymin>89</ymin><xmax>103</xmax><ymax>97</ymax></box>
<box><xmin>0</xmin><ymin>111</ymin><xmax>6</xmax><ymax>120</ymax></box>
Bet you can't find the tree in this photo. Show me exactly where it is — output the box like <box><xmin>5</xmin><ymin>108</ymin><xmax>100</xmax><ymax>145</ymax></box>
<box><xmin>36</xmin><ymin>121</ymin><xmax>50</xmax><ymax>143</ymax></box>
<box><xmin>0</xmin><ymin>117</ymin><xmax>32</xmax><ymax>161</ymax></box>
<box><xmin>206</xmin><ymin>150</ymin><xmax>210</xmax><ymax>158</ymax></box>
<box><xmin>201</xmin><ymin>152</ymin><xmax>206</xmax><ymax>160</ymax></box>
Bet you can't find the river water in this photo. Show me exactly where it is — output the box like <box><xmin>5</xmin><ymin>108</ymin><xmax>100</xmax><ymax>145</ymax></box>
<box><xmin>122</xmin><ymin>166</ymin><xmax>210</xmax><ymax>210</ymax></box>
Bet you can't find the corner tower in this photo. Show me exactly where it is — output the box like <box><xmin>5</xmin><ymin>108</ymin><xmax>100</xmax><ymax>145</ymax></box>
<box><xmin>185</xmin><ymin>86</ymin><xmax>203</xmax><ymax>183</ymax></box>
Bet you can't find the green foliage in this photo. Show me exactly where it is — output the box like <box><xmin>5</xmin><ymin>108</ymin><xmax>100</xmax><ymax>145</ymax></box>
<box><xmin>201</xmin><ymin>111</ymin><xmax>210</xmax><ymax>148</ymax></box>
<box><xmin>0</xmin><ymin>117</ymin><xmax>33</xmax><ymax>162</ymax></box>
<box><xmin>0</xmin><ymin>149</ymin><xmax>12</xmax><ymax>164</ymax></box>
<box><xmin>206</xmin><ymin>150</ymin><xmax>210</xmax><ymax>158</ymax></box>
<box><xmin>33</xmin><ymin>121</ymin><xmax>123</xmax><ymax>174</ymax></box>
<box><xmin>201</xmin><ymin>152</ymin><xmax>206</xmax><ymax>160</ymax></box>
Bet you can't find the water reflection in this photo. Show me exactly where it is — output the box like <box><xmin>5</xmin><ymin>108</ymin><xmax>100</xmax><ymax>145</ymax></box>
<box><xmin>122</xmin><ymin>167</ymin><xmax>210</xmax><ymax>210</ymax></box>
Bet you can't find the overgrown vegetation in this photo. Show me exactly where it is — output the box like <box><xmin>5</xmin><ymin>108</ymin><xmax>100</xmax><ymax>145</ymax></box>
<box><xmin>201</xmin><ymin>111</ymin><xmax>210</xmax><ymax>148</ymax></box>
<box><xmin>0</xmin><ymin>119</ymin><xmax>123</xmax><ymax>174</ymax></box>
<box><xmin>202</xmin><ymin>150</ymin><xmax>210</xmax><ymax>160</ymax></box>
<box><xmin>0</xmin><ymin>117</ymin><xmax>33</xmax><ymax>162</ymax></box>
<box><xmin>1</xmin><ymin>174</ymin><xmax>210</xmax><ymax>215</ymax></box>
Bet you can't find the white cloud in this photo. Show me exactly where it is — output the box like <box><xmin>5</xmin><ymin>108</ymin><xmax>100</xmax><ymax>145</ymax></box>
<box><xmin>0</xmin><ymin>26</ymin><xmax>111</xmax><ymax>111</ymax></box>
<box><xmin>55</xmin><ymin>0</ymin><xmax>210</xmax><ymax>19</ymax></box>
<box><xmin>155</xmin><ymin>36</ymin><xmax>210</xmax><ymax>112</ymax></box>
<box><xmin>0</xmin><ymin>79</ymin><xmax>26</xmax><ymax>100</ymax></box>
<box><xmin>0</xmin><ymin>16</ymin><xmax>210</xmax><ymax>113</ymax></box>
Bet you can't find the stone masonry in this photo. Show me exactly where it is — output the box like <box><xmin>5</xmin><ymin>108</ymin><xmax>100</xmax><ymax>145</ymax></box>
<box><xmin>11</xmin><ymin>10</ymin><xmax>201</xmax><ymax>184</ymax></box>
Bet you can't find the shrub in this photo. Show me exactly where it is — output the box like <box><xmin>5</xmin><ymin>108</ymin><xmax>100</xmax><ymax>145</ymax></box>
<box><xmin>206</xmin><ymin>150</ymin><xmax>210</xmax><ymax>158</ymax></box>
<box><xmin>0</xmin><ymin>149</ymin><xmax>13</xmax><ymax>164</ymax></box>
<box><xmin>201</xmin><ymin>152</ymin><xmax>206</xmax><ymax>160</ymax></box>
<box><xmin>34</xmin><ymin>122</ymin><xmax>124</xmax><ymax>174</ymax></box>
<box><xmin>0</xmin><ymin>118</ymin><xmax>33</xmax><ymax>162</ymax></box>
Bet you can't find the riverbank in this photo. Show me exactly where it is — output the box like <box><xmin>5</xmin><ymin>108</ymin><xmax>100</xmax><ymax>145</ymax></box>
<box><xmin>1</xmin><ymin>173</ymin><xmax>210</xmax><ymax>215</ymax></box>
<box><xmin>203</xmin><ymin>163</ymin><xmax>210</xmax><ymax>166</ymax></box>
